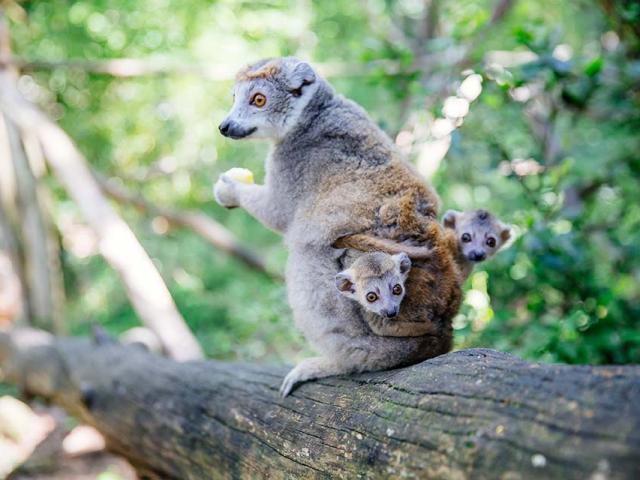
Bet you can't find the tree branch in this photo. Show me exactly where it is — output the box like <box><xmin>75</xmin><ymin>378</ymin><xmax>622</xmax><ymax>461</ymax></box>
<box><xmin>0</xmin><ymin>213</ymin><xmax>25</xmax><ymax>326</ymax></box>
<box><xmin>0</xmin><ymin>55</ymin><xmax>243</xmax><ymax>80</ymax></box>
<box><xmin>1</xmin><ymin>328</ymin><xmax>639</xmax><ymax>479</ymax></box>
<box><xmin>2</xmin><ymin>114</ymin><xmax>63</xmax><ymax>331</ymax></box>
<box><xmin>0</xmin><ymin>54</ymin><xmax>441</xmax><ymax>80</ymax></box>
<box><xmin>94</xmin><ymin>172</ymin><xmax>282</xmax><ymax>281</ymax></box>
<box><xmin>0</xmin><ymin>70</ymin><xmax>203</xmax><ymax>361</ymax></box>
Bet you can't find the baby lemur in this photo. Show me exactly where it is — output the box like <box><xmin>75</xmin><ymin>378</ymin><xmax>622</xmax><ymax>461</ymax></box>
<box><xmin>442</xmin><ymin>209</ymin><xmax>512</xmax><ymax>280</ymax></box>
<box><xmin>335</xmin><ymin>252</ymin><xmax>418</xmax><ymax>336</ymax></box>
<box><xmin>335</xmin><ymin>209</ymin><xmax>511</xmax><ymax>337</ymax></box>
<box><xmin>214</xmin><ymin>57</ymin><xmax>462</xmax><ymax>397</ymax></box>
<box><xmin>335</xmin><ymin>208</ymin><xmax>512</xmax><ymax>281</ymax></box>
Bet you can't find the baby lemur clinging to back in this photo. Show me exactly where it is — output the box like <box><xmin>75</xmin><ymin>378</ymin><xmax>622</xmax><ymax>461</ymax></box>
<box><xmin>442</xmin><ymin>209</ymin><xmax>512</xmax><ymax>280</ymax></box>
<box><xmin>336</xmin><ymin>209</ymin><xmax>511</xmax><ymax>337</ymax></box>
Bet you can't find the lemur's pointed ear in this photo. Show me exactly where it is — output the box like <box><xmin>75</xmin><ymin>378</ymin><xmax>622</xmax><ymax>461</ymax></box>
<box><xmin>500</xmin><ymin>223</ymin><xmax>512</xmax><ymax>242</ymax></box>
<box><xmin>442</xmin><ymin>210</ymin><xmax>460</xmax><ymax>229</ymax></box>
<box><xmin>393</xmin><ymin>253</ymin><xmax>411</xmax><ymax>275</ymax></box>
<box><xmin>287</xmin><ymin>61</ymin><xmax>316</xmax><ymax>96</ymax></box>
<box><xmin>335</xmin><ymin>270</ymin><xmax>356</xmax><ymax>297</ymax></box>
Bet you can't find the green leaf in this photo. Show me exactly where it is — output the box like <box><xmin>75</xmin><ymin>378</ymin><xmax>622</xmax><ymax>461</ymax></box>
<box><xmin>584</xmin><ymin>57</ymin><xmax>603</xmax><ymax>77</ymax></box>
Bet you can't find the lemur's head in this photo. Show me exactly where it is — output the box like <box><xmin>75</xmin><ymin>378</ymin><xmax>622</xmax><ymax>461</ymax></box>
<box><xmin>219</xmin><ymin>57</ymin><xmax>319</xmax><ymax>141</ymax></box>
<box><xmin>443</xmin><ymin>209</ymin><xmax>511</xmax><ymax>263</ymax></box>
<box><xmin>335</xmin><ymin>252</ymin><xmax>411</xmax><ymax>319</ymax></box>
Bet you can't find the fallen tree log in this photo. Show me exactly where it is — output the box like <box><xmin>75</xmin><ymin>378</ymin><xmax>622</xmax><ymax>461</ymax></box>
<box><xmin>1</xmin><ymin>329</ymin><xmax>639</xmax><ymax>479</ymax></box>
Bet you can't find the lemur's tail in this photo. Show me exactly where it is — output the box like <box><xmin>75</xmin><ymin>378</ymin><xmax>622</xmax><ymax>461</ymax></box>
<box><xmin>333</xmin><ymin>234</ymin><xmax>433</xmax><ymax>259</ymax></box>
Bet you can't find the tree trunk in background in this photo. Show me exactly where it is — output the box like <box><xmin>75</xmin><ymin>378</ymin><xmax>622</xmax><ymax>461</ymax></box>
<box><xmin>0</xmin><ymin>12</ymin><xmax>62</xmax><ymax>332</ymax></box>
<box><xmin>0</xmin><ymin>117</ymin><xmax>27</xmax><ymax>327</ymax></box>
<box><xmin>2</xmin><ymin>114</ymin><xmax>61</xmax><ymax>331</ymax></box>
<box><xmin>0</xmin><ymin>72</ymin><xmax>204</xmax><ymax>361</ymax></box>
<box><xmin>0</xmin><ymin>214</ymin><xmax>25</xmax><ymax>326</ymax></box>
<box><xmin>1</xmin><ymin>328</ymin><xmax>638</xmax><ymax>480</ymax></box>
<box><xmin>0</xmin><ymin>14</ymin><xmax>200</xmax><ymax>358</ymax></box>
<box><xmin>21</xmin><ymin>130</ymin><xmax>66</xmax><ymax>331</ymax></box>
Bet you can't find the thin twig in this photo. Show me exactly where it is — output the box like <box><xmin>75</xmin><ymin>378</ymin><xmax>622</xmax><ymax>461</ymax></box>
<box><xmin>94</xmin><ymin>172</ymin><xmax>283</xmax><ymax>282</ymax></box>
<box><xmin>0</xmin><ymin>52</ymin><xmax>466</xmax><ymax>81</ymax></box>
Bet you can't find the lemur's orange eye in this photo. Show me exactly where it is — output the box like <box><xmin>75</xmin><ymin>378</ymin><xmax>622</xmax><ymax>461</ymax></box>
<box><xmin>392</xmin><ymin>284</ymin><xmax>403</xmax><ymax>295</ymax></box>
<box><xmin>366</xmin><ymin>292</ymin><xmax>378</xmax><ymax>303</ymax></box>
<box><xmin>251</xmin><ymin>93</ymin><xmax>266</xmax><ymax>107</ymax></box>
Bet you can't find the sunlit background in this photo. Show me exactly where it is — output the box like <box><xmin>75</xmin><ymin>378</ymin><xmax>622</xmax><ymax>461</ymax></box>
<box><xmin>0</xmin><ymin>0</ymin><xmax>639</xmax><ymax>476</ymax></box>
<box><xmin>2</xmin><ymin>0</ymin><xmax>639</xmax><ymax>365</ymax></box>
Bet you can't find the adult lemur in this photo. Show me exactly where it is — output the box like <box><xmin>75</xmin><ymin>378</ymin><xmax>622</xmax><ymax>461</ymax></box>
<box><xmin>214</xmin><ymin>57</ymin><xmax>461</xmax><ymax>396</ymax></box>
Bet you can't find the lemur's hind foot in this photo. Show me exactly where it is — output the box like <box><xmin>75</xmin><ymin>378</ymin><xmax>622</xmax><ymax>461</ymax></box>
<box><xmin>280</xmin><ymin>356</ymin><xmax>349</xmax><ymax>397</ymax></box>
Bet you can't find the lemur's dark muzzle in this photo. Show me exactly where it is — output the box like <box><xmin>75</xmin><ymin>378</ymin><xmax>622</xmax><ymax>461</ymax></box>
<box><xmin>468</xmin><ymin>250</ymin><xmax>486</xmax><ymax>262</ymax></box>
<box><xmin>218</xmin><ymin>120</ymin><xmax>231</xmax><ymax>136</ymax></box>
<box><xmin>218</xmin><ymin>120</ymin><xmax>256</xmax><ymax>139</ymax></box>
<box><xmin>383</xmin><ymin>307</ymin><xmax>399</xmax><ymax>319</ymax></box>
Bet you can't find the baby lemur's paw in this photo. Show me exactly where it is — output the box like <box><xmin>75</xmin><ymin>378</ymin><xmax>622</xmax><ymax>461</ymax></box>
<box><xmin>213</xmin><ymin>173</ymin><xmax>240</xmax><ymax>208</ymax></box>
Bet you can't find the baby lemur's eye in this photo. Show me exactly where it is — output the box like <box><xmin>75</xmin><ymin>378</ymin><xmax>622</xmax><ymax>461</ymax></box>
<box><xmin>366</xmin><ymin>292</ymin><xmax>378</xmax><ymax>303</ymax></box>
<box><xmin>486</xmin><ymin>237</ymin><xmax>496</xmax><ymax>248</ymax></box>
<box><xmin>461</xmin><ymin>233</ymin><xmax>472</xmax><ymax>243</ymax></box>
<box><xmin>251</xmin><ymin>93</ymin><xmax>267</xmax><ymax>107</ymax></box>
<box><xmin>392</xmin><ymin>284</ymin><xmax>403</xmax><ymax>295</ymax></box>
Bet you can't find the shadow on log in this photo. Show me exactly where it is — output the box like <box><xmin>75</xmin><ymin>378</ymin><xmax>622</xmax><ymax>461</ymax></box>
<box><xmin>1</xmin><ymin>328</ymin><xmax>639</xmax><ymax>479</ymax></box>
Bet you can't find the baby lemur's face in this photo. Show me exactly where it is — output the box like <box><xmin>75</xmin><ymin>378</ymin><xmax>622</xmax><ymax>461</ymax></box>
<box><xmin>335</xmin><ymin>252</ymin><xmax>411</xmax><ymax>318</ymax></box>
<box><xmin>219</xmin><ymin>57</ymin><xmax>319</xmax><ymax>141</ymax></box>
<box><xmin>443</xmin><ymin>209</ymin><xmax>511</xmax><ymax>263</ymax></box>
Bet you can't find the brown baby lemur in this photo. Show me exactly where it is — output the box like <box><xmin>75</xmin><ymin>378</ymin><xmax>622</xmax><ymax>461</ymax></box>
<box><xmin>335</xmin><ymin>209</ymin><xmax>511</xmax><ymax>337</ymax></box>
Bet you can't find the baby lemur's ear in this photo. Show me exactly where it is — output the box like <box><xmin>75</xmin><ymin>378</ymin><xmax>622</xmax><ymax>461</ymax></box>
<box><xmin>499</xmin><ymin>223</ymin><xmax>512</xmax><ymax>243</ymax></box>
<box><xmin>442</xmin><ymin>210</ymin><xmax>460</xmax><ymax>229</ymax></box>
<box><xmin>392</xmin><ymin>253</ymin><xmax>411</xmax><ymax>275</ymax></box>
<box><xmin>287</xmin><ymin>61</ymin><xmax>316</xmax><ymax>96</ymax></box>
<box><xmin>335</xmin><ymin>270</ymin><xmax>356</xmax><ymax>297</ymax></box>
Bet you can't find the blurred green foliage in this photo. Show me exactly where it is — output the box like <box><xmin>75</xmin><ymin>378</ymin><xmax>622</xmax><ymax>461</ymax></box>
<box><xmin>5</xmin><ymin>0</ymin><xmax>639</xmax><ymax>365</ymax></box>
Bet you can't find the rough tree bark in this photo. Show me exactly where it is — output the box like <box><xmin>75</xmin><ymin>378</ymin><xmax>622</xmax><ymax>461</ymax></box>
<box><xmin>0</xmin><ymin>329</ymin><xmax>638</xmax><ymax>480</ymax></box>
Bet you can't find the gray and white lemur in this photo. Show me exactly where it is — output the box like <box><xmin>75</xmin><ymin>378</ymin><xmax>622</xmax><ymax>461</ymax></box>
<box><xmin>442</xmin><ymin>209</ymin><xmax>511</xmax><ymax>281</ymax></box>
<box><xmin>335</xmin><ymin>252</ymin><xmax>427</xmax><ymax>337</ymax></box>
<box><xmin>335</xmin><ymin>210</ymin><xmax>511</xmax><ymax>338</ymax></box>
<box><xmin>214</xmin><ymin>57</ymin><xmax>460</xmax><ymax>397</ymax></box>
<box><xmin>336</xmin><ymin>252</ymin><xmax>411</xmax><ymax>321</ymax></box>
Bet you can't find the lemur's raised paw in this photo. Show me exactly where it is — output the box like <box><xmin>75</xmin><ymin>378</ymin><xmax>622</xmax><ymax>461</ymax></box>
<box><xmin>213</xmin><ymin>173</ymin><xmax>240</xmax><ymax>208</ymax></box>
